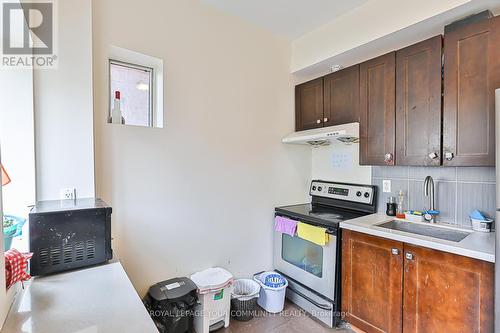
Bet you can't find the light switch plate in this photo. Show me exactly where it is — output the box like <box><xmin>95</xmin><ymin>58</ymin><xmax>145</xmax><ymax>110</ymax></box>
<box><xmin>383</xmin><ymin>180</ymin><xmax>391</xmax><ymax>193</ymax></box>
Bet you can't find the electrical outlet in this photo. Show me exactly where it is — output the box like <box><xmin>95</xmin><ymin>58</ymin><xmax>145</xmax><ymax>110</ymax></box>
<box><xmin>60</xmin><ymin>188</ymin><xmax>76</xmax><ymax>200</ymax></box>
<box><xmin>382</xmin><ymin>180</ymin><xmax>391</xmax><ymax>193</ymax></box>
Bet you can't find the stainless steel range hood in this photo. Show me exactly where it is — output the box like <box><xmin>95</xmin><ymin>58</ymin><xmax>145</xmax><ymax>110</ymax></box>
<box><xmin>282</xmin><ymin>122</ymin><xmax>359</xmax><ymax>146</ymax></box>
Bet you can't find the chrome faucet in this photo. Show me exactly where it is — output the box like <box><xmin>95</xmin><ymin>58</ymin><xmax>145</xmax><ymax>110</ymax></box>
<box><xmin>423</xmin><ymin>176</ymin><xmax>435</xmax><ymax>223</ymax></box>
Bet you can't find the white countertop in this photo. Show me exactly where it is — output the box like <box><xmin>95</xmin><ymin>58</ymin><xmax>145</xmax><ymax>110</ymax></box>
<box><xmin>340</xmin><ymin>214</ymin><xmax>495</xmax><ymax>263</ymax></box>
<box><xmin>1</xmin><ymin>262</ymin><xmax>158</xmax><ymax>333</ymax></box>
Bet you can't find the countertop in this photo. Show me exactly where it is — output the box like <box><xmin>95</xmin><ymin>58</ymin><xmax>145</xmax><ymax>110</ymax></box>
<box><xmin>340</xmin><ymin>214</ymin><xmax>495</xmax><ymax>263</ymax></box>
<box><xmin>1</xmin><ymin>262</ymin><xmax>158</xmax><ymax>333</ymax></box>
<box><xmin>30</xmin><ymin>198</ymin><xmax>110</xmax><ymax>214</ymax></box>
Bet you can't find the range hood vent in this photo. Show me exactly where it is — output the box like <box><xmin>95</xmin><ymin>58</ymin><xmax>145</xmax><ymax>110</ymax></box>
<box><xmin>282</xmin><ymin>122</ymin><xmax>359</xmax><ymax>147</ymax></box>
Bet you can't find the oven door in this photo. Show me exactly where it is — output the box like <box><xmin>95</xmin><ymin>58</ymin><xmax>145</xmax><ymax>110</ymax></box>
<box><xmin>273</xmin><ymin>219</ymin><xmax>336</xmax><ymax>300</ymax></box>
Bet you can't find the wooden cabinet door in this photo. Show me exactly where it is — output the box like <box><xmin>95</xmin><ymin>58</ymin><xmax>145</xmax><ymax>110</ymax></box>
<box><xmin>396</xmin><ymin>36</ymin><xmax>443</xmax><ymax>166</ymax></box>
<box><xmin>324</xmin><ymin>65</ymin><xmax>360</xmax><ymax>126</ymax></box>
<box><xmin>443</xmin><ymin>16</ymin><xmax>500</xmax><ymax>166</ymax></box>
<box><xmin>342</xmin><ymin>230</ymin><xmax>403</xmax><ymax>333</ymax></box>
<box><xmin>403</xmin><ymin>244</ymin><xmax>494</xmax><ymax>333</ymax></box>
<box><xmin>360</xmin><ymin>52</ymin><xmax>396</xmax><ymax>165</ymax></box>
<box><xmin>295</xmin><ymin>78</ymin><xmax>324</xmax><ymax>131</ymax></box>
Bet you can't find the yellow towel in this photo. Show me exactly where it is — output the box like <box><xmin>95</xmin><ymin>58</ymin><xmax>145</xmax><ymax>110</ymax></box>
<box><xmin>297</xmin><ymin>222</ymin><xmax>329</xmax><ymax>246</ymax></box>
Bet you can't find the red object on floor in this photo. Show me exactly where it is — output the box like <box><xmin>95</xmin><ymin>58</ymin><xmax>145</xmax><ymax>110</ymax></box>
<box><xmin>5</xmin><ymin>249</ymin><xmax>33</xmax><ymax>289</ymax></box>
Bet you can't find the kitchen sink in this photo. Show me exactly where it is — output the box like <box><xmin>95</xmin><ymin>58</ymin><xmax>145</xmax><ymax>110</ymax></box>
<box><xmin>376</xmin><ymin>220</ymin><xmax>470</xmax><ymax>242</ymax></box>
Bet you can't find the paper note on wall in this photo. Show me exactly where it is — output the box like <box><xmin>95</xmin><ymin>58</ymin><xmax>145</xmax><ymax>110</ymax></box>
<box><xmin>332</xmin><ymin>152</ymin><xmax>352</xmax><ymax>169</ymax></box>
<box><xmin>311</xmin><ymin>144</ymin><xmax>371</xmax><ymax>184</ymax></box>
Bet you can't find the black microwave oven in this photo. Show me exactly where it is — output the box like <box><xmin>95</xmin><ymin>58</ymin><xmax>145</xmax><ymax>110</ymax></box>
<box><xmin>29</xmin><ymin>198</ymin><xmax>112</xmax><ymax>276</ymax></box>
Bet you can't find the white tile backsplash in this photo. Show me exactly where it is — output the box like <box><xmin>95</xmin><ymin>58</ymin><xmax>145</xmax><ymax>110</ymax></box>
<box><xmin>456</xmin><ymin>183</ymin><xmax>496</xmax><ymax>227</ymax></box>
<box><xmin>372</xmin><ymin>166</ymin><xmax>409</xmax><ymax>179</ymax></box>
<box><xmin>456</xmin><ymin>167</ymin><xmax>496</xmax><ymax>183</ymax></box>
<box><xmin>408</xmin><ymin>166</ymin><xmax>456</xmax><ymax>181</ymax></box>
<box><xmin>312</xmin><ymin>144</ymin><xmax>371</xmax><ymax>184</ymax></box>
<box><xmin>372</xmin><ymin>166</ymin><xmax>496</xmax><ymax>226</ymax></box>
<box><xmin>373</xmin><ymin>178</ymin><xmax>408</xmax><ymax>214</ymax></box>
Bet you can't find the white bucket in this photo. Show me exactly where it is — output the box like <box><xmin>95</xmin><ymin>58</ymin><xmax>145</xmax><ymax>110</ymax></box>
<box><xmin>253</xmin><ymin>272</ymin><xmax>288</xmax><ymax>313</ymax></box>
<box><xmin>471</xmin><ymin>218</ymin><xmax>493</xmax><ymax>232</ymax></box>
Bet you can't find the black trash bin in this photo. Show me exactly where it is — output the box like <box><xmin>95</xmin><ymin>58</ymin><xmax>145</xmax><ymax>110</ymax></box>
<box><xmin>143</xmin><ymin>277</ymin><xmax>198</xmax><ymax>333</ymax></box>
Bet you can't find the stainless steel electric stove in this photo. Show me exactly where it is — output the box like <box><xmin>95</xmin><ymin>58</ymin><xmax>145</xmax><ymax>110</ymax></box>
<box><xmin>274</xmin><ymin>180</ymin><xmax>378</xmax><ymax>328</ymax></box>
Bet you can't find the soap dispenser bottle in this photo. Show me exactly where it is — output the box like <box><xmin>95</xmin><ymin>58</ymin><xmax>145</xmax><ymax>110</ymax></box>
<box><xmin>396</xmin><ymin>190</ymin><xmax>406</xmax><ymax>218</ymax></box>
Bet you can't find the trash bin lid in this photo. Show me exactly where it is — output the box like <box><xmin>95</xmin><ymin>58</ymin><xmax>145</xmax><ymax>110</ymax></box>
<box><xmin>190</xmin><ymin>267</ymin><xmax>233</xmax><ymax>293</ymax></box>
<box><xmin>262</xmin><ymin>273</ymin><xmax>286</xmax><ymax>288</ymax></box>
<box><xmin>148</xmin><ymin>277</ymin><xmax>197</xmax><ymax>302</ymax></box>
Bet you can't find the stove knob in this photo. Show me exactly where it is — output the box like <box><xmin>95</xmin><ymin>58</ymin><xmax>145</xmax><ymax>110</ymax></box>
<box><xmin>318</xmin><ymin>187</ymin><xmax>322</xmax><ymax>191</ymax></box>
<box><xmin>364</xmin><ymin>192</ymin><xmax>370</xmax><ymax>198</ymax></box>
<box><xmin>356</xmin><ymin>191</ymin><xmax>362</xmax><ymax>197</ymax></box>
<box><xmin>312</xmin><ymin>186</ymin><xmax>317</xmax><ymax>191</ymax></box>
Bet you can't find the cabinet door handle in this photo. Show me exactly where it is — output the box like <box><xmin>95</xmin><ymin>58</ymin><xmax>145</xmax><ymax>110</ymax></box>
<box><xmin>384</xmin><ymin>153</ymin><xmax>393</xmax><ymax>164</ymax></box>
<box><xmin>316</xmin><ymin>119</ymin><xmax>321</xmax><ymax>124</ymax></box>
<box><xmin>428</xmin><ymin>152</ymin><xmax>439</xmax><ymax>159</ymax></box>
<box><xmin>444</xmin><ymin>152</ymin><xmax>454</xmax><ymax>161</ymax></box>
<box><xmin>391</xmin><ymin>248</ymin><xmax>400</xmax><ymax>255</ymax></box>
<box><xmin>405</xmin><ymin>252</ymin><xmax>414</xmax><ymax>261</ymax></box>
<box><xmin>323</xmin><ymin>117</ymin><xmax>329</xmax><ymax>123</ymax></box>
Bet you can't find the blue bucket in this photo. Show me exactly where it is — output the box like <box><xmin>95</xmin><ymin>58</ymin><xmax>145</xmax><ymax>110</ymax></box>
<box><xmin>3</xmin><ymin>215</ymin><xmax>26</xmax><ymax>251</ymax></box>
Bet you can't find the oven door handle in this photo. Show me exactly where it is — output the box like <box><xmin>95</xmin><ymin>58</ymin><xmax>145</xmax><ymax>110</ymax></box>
<box><xmin>291</xmin><ymin>288</ymin><xmax>333</xmax><ymax>311</ymax></box>
<box><xmin>325</xmin><ymin>228</ymin><xmax>336</xmax><ymax>235</ymax></box>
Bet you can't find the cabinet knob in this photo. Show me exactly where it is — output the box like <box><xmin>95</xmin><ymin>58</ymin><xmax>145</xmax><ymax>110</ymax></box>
<box><xmin>323</xmin><ymin>117</ymin><xmax>329</xmax><ymax>123</ymax></box>
<box><xmin>405</xmin><ymin>252</ymin><xmax>414</xmax><ymax>261</ymax></box>
<box><xmin>384</xmin><ymin>153</ymin><xmax>393</xmax><ymax>164</ymax></box>
<box><xmin>444</xmin><ymin>152</ymin><xmax>454</xmax><ymax>161</ymax></box>
<box><xmin>391</xmin><ymin>248</ymin><xmax>400</xmax><ymax>255</ymax></box>
<box><xmin>428</xmin><ymin>152</ymin><xmax>439</xmax><ymax>159</ymax></box>
<box><xmin>316</xmin><ymin>119</ymin><xmax>321</xmax><ymax>124</ymax></box>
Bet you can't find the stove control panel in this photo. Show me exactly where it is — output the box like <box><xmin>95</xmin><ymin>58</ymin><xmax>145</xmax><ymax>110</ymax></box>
<box><xmin>310</xmin><ymin>181</ymin><xmax>374</xmax><ymax>204</ymax></box>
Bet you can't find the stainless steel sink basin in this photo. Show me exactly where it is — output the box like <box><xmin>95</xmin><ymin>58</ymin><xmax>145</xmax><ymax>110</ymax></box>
<box><xmin>376</xmin><ymin>220</ymin><xmax>470</xmax><ymax>242</ymax></box>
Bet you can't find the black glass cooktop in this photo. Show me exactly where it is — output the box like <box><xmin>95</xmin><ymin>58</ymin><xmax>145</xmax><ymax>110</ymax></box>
<box><xmin>275</xmin><ymin>203</ymin><xmax>367</xmax><ymax>228</ymax></box>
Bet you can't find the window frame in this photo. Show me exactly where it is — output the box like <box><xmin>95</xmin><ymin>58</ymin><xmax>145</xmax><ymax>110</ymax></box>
<box><xmin>107</xmin><ymin>45</ymin><xmax>164</xmax><ymax>128</ymax></box>
<box><xmin>108</xmin><ymin>59</ymin><xmax>155</xmax><ymax>128</ymax></box>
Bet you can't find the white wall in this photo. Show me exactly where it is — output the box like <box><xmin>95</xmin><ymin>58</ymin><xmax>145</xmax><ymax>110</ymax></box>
<box><xmin>92</xmin><ymin>0</ymin><xmax>310</xmax><ymax>295</ymax></box>
<box><xmin>311</xmin><ymin>144</ymin><xmax>371</xmax><ymax>185</ymax></box>
<box><xmin>0</xmin><ymin>7</ymin><xmax>35</xmax><ymax>326</ymax></box>
<box><xmin>291</xmin><ymin>0</ymin><xmax>486</xmax><ymax>74</ymax></box>
<box><xmin>0</xmin><ymin>175</ymin><xmax>6</xmax><ymax>327</ymax></box>
<box><xmin>0</xmin><ymin>155</ymin><xmax>22</xmax><ymax>330</ymax></box>
<box><xmin>0</xmin><ymin>67</ymin><xmax>35</xmax><ymax>216</ymax></box>
<box><xmin>34</xmin><ymin>0</ymin><xmax>95</xmax><ymax>201</ymax></box>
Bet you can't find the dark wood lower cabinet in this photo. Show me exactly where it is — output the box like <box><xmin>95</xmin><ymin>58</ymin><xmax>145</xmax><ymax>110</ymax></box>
<box><xmin>342</xmin><ymin>231</ymin><xmax>494</xmax><ymax>333</ymax></box>
<box><xmin>342</xmin><ymin>230</ymin><xmax>403</xmax><ymax>333</ymax></box>
<box><xmin>403</xmin><ymin>244</ymin><xmax>494</xmax><ymax>333</ymax></box>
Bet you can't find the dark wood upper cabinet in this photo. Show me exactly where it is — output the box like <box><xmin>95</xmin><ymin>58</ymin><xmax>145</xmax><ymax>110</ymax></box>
<box><xmin>396</xmin><ymin>36</ymin><xmax>443</xmax><ymax>166</ymax></box>
<box><xmin>324</xmin><ymin>65</ymin><xmax>360</xmax><ymax>126</ymax></box>
<box><xmin>359</xmin><ymin>52</ymin><xmax>396</xmax><ymax>165</ymax></box>
<box><xmin>342</xmin><ymin>230</ymin><xmax>403</xmax><ymax>333</ymax></box>
<box><xmin>443</xmin><ymin>15</ymin><xmax>500</xmax><ymax>166</ymax></box>
<box><xmin>293</xmin><ymin>13</ymin><xmax>499</xmax><ymax>167</ymax></box>
<box><xmin>295</xmin><ymin>78</ymin><xmax>324</xmax><ymax>131</ymax></box>
<box><xmin>403</xmin><ymin>244</ymin><xmax>494</xmax><ymax>333</ymax></box>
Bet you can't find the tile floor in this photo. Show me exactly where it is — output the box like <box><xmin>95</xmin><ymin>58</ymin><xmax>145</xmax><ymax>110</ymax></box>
<box><xmin>220</xmin><ymin>302</ymin><xmax>357</xmax><ymax>333</ymax></box>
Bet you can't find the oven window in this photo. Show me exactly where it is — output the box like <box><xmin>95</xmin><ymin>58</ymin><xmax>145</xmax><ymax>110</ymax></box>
<box><xmin>281</xmin><ymin>234</ymin><xmax>323</xmax><ymax>278</ymax></box>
